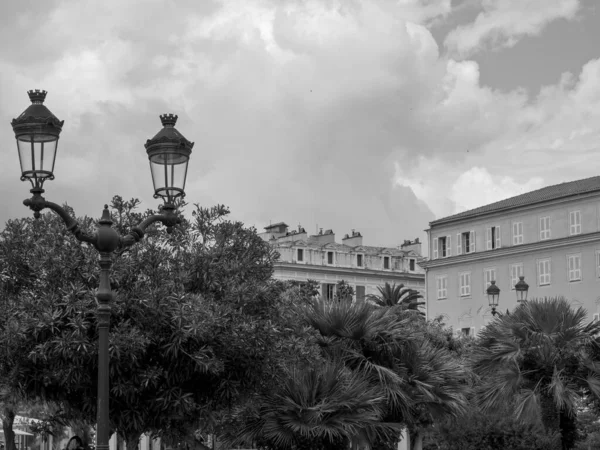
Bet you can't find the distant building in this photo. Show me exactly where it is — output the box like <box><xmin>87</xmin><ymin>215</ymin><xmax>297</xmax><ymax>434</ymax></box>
<box><xmin>420</xmin><ymin>176</ymin><xmax>600</xmax><ymax>335</ymax></box>
<box><xmin>259</xmin><ymin>222</ymin><xmax>425</xmax><ymax>300</ymax></box>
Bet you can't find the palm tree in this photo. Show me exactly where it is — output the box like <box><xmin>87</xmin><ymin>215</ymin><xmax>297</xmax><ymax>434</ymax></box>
<box><xmin>367</xmin><ymin>283</ymin><xmax>425</xmax><ymax>316</ymax></box>
<box><xmin>301</xmin><ymin>297</ymin><xmax>469</xmax><ymax>450</ymax></box>
<box><xmin>231</xmin><ymin>359</ymin><xmax>399</xmax><ymax>450</ymax></box>
<box><xmin>471</xmin><ymin>297</ymin><xmax>600</xmax><ymax>449</ymax></box>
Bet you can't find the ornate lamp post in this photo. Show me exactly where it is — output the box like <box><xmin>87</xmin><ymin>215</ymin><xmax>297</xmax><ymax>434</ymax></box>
<box><xmin>515</xmin><ymin>276</ymin><xmax>529</xmax><ymax>305</ymax></box>
<box><xmin>10</xmin><ymin>90</ymin><xmax>194</xmax><ymax>450</ymax></box>
<box><xmin>487</xmin><ymin>280</ymin><xmax>500</xmax><ymax>316</ymax></box>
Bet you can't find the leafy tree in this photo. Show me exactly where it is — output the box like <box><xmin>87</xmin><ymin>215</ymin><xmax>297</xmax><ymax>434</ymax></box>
<box><xmin>367</xmin><ymin>282</ymin><xmax>425</xmax><ymax>316</ymax></box>
<box><xmin>333</xmin><ymin>280</ymin><xmax>354</xmax><ymax>302</ymax></box>
<box><xmin>471</xmin><ymin>297</ymin><xmax>600</xmax><ymax>450</ymax></box>
<box><xmin>0</xmin><ymin>196</ymin><xmax>301</xmax><ymax>448</ymax></box>
<box><xmin>423</xmin><ymin>406</ymin><xmax>561</xmax><ymax>450</ymax></box>
<box><xmin>284</xmin><ymin>279</ymin><xmax>320</xmax><ymax>299</ymax></box>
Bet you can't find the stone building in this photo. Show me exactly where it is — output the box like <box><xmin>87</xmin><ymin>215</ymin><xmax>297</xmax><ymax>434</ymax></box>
<box><xmin>259</xmin><ymin>222</ymin><xmax>425</xmax><ymax>300</ymax></box>
<box><xmin>421</xmin><ymin>176</ymin><xmax>600</xmax><ymax>335</ymax></box>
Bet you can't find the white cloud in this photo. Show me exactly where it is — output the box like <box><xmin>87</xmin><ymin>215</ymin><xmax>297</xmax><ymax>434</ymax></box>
<box><xmin>451</xmin><ymin>167</ymin><xmax>545</xmax><ymax>213</ymax></box>
<box><xmin>395</xmin><ymin>162</ymin><xmax>545</xmax><ymax>218</ymax></box>
<box><xmin>444</xmin><ymin>0</ymin><xmax>580</xmax><ymax>58</ymax></box>
<box><xmin>1</xmin><ymin>0</ymin><xmax>600</xmax><ymax>253</ymax></box>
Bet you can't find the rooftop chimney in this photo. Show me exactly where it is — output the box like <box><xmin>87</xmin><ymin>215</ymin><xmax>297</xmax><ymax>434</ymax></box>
<box><xmin>400</xmin><ymin>238</ymin><xmax>422</xmax><ymax>256</ymax></box>
<box><xmin>308</xmin><ymin>228</ymin><xmax>335</xmax><ymax>245</ymax></box>
<box><xmin>342</xmin><ymin>230</ymin><xmax>363</xmax><ymax>247</ymax></box>
<box><xmin>258</xmin><ymin>222</ymin><xmax>289</xmax><ymax>241</ymax></box>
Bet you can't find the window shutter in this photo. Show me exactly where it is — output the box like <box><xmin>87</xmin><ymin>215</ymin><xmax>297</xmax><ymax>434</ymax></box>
<box><xmin>433</xmin><ymin>238</ymin><xmax>438</xmax><ymax>259</ymax></box>
<box><xmin>470</xmin><ymin>231</ymin><xmax>475</xmax><ymax>252</ymax></box>
<box><xmin>512</xmin><ymin>222</ymin><xmax>517</xmax><ymax>244</ymax></box>
<box><xmin>486</xmin><ymin>228</ymin><xmax>491</xmax><ymax>250</ymax></box>
<box><xmin>470</xmin><ymin>327</ymin><xmax>476</xmax><ymax>336</ymax></box>
<box><xmin>495</xmin><ymin>226</ymin><xmax>501</xmax><ymax>248</ymax></box>
<box><xmin>446</xmin><ymin>235</ymin><xmax>451</xmax><ymax>257</ymax></box>
<box><xmin>457</xmin><ymin>233</ymin><xmax>462</xmax><ymax>255</ymax></box>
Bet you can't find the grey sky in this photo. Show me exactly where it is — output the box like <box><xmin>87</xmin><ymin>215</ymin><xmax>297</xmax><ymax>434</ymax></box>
<box><xmin>1</xmin><ymin>0</ymin><xmax>599</xmax><ymax>254</ymax></box>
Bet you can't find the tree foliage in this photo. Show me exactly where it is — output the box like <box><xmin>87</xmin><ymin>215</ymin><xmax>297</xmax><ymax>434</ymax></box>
<box><xmin>231</xmin><ymin>293</ymin><xmax>470</xmax><ymax>449</ymax></box>
<box><xmin>470</xmin><ymin>297</ymin><xmax>600</xmax><ymax>449</ymax></box>
<box><xmin>423</xmin><ymin>407</ymin><xmax>561</xmax><ymax>450</ymax></box>
<box><xmin>0</xmin><ymin>196</ymin><xmax>306</xmax><ymax>447</ymax></box>
<box><xmin>367</xmin><ymin>282</ymin><xmax>425</xmax><ymax>316</ymax></box>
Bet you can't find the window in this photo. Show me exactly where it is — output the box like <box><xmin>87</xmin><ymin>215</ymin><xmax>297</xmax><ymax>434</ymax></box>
<box><xmin>461</xmin><ymin>327</ymin><xmax>471</xmax><ymax>336</ymax></box>
<box><xmin>356</xmin><ymin>286</ymin><xmax>366</xmax><ymax>301</ymax></box>
<box><xmin>457</xmin><ymin>231</ymin><xmax>475</xmax><ymax>255</ymax></box>
<box><xmin>568</xmin><ymin>254</ymin><xmax>581</xmax><ymax>282</ymax></box>
<box><xmin>434</xmin><ymin>236</ymin><xmax>451</xmax><ymax>259</ymax></box>
<box><xmin>538</xmin><ymin>258</ymin><xmax>551</xmax><ymax>286</ymax></box>
<box><xmin>512</xmin><ymin>222</ymin><xmax>523</xmax><ymax>245</ymax></box>
<box><xmin>483</xmin><ymin>267</ymin><xmax>496</xmax><ymax>292</ymax></box>
<box><xmin>383</xmin><ymin>256</ymin><xmax>390</xmax><ymax>269</ymax></box>
<box><xmin>325</xmin><ymin>284</ymin><xmax>335</xmax><ymax>300</ymax></box>
<box><xmin>297</xmin><ymin>248</ymin><xmax>304</xmax><ymax>262</ymax></box>
<box><xmin>436</xmin><ymin>275</ymin><xmax>447</xmax><ymax>299</ymax></box>
<box><xmin>327</xmin><ymin>251</ymin><xmax>334</xmax><ymax>264</ymax></box>
<box><xmin>459</xmin><ymin>272</ymin><xmax>471</xmax><ymax>297</ymax></box>
<box><xmin>486</xmin><ymin>226</ymin><xmax>501</xmax><ymax>250</ymax></box>
<box><xmin>356</xmin><ymin>254</ymin><xmax>363</xmax><ymax>267</ymax></box>
<box><xmin>569</xmin><ymin>210</ymin><xmax>581</xmax><ymax>235</ymax></box>
<box><xmin>409</xmin><ymin>259</ymin><xmax>416</xmax><ymax>271</ymax></box>
<box><xmin>510</xmin><ymin>263</ymin><xmax>524</xmax><ymax>289</ymax></box>
<box><xmin>540</xmin><ymin>216</ymin><xmax>551</xmax><ymax>240</ymax></box>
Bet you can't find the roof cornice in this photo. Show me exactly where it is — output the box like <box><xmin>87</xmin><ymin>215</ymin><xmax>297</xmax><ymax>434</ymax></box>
<box><xmin>429</xmin><ymin>190</ymin><xmax>600</xmax><ymax>228</ymax></box>
<box><xmin>419</xmin><ymin>231</ymin><xmax>600</xmax><ymax>269</ymax></box>
<box><xmin>274</xmin><ymin>261</ymin><xmax>425</xmax><ymax>280</ymax></box>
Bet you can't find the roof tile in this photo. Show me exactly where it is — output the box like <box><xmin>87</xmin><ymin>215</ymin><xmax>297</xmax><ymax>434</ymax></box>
<box><xmin>431</xmin><ymin>175</ymin><xmax>600</xmax><ymax>226</ymax></box>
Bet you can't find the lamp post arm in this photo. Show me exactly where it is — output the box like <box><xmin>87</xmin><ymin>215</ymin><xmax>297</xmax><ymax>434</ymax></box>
<box><xmin>23</xmin><ymin>190</ymin><xmax>97</xmax><ymax>246</ymax></box>
<box><xmin>118</xmin><ymin>204</ymin><xmax>181</xmax><ymax>251</ymax></box>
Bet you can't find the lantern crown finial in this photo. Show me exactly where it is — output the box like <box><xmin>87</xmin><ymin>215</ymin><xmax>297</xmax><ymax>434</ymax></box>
<box><xmin>160</xmin><ymin>114</ymin><xmax>178</xmax><ymax>127</ymax></box>
<box><xmin>27</xmin><ymin>89</ymin><xmax>47</xmax><ymax>104</ymax></box>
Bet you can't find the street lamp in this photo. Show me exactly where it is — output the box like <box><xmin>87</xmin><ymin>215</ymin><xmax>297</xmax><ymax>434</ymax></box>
<box><xmin>487</xmin><ymin>280</ymin><xmax>500</xmax><ymax>316</ymax></box>
<box><xmin>515</xmin><ymin>276</ymin><xmax>529</xmax><ymax>305</ymax></box>
<box><xmin>10</xmin><ymin>90</ymin><xmax>195</xmax><ymax>450</ymax></box>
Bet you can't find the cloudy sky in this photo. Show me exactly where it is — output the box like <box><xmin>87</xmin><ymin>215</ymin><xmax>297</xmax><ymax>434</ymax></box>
<box><xmin>1</xmin><ymin>0</ymin><xmax>599</xmax><ymax>254</ymax></box>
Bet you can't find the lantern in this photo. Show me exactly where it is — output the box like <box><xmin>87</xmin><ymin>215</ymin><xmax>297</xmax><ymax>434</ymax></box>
<box><xmin>11</xmin><ymin>90</ymin><xmax>64</xmax><ymax>188</ymax></box>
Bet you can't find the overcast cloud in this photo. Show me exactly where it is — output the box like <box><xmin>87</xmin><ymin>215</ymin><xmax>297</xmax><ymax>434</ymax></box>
<box><xmin>1</xmin><ymin>0</ymin><xmax>599</xmax><ymax>255</ymax></box>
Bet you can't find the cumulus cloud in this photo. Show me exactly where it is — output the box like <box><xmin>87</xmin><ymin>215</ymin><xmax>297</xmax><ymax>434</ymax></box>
<box><xmin>1</xmin><ymin>0</ymin><xmax>599</xmax><ymax>254</ymax></box>
<box><xmin>444</xmin><ymin>0</ymin><xmax>580</xmax><ymax>58</ymax></box>
<box><xmin>451</xmin><ymin>167</ymin><xmax>545</xmax><ymax>213</ymax></box>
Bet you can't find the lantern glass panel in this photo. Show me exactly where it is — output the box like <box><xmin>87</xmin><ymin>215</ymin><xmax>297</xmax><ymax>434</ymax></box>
<box><xmin>149</xmin><ymin>151</ymin><xmax>189</xmax><ymax>200</ymax></box>
<box><xmin>517</xmin><ymin>289</ymin><xmax>528</xmax><ymax>303</ymax></box>
<box><xmin>16</xmin><ymin>133</ymin><xmax>58</xmax><ymax>180</ymax></box>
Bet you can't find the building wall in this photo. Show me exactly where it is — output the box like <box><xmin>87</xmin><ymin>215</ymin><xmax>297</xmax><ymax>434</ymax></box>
<box><xmin>284</xmin><ymin>246</ymin><xmax>421</xmax><ymax>274</ymax></box>
<box><xmin>429</xmin><ymin>195</ymin><xmax>600</xmax><ymax>257</ymax></box>
<box><xmin>273</xmin><ymin>264</ymin><xmax>425</xmax><ymax>299</ymax></box>
<box><xmin>425</xmin><ymin>192</ymin><xmax>600</xmax><ymax>332</ymax></box>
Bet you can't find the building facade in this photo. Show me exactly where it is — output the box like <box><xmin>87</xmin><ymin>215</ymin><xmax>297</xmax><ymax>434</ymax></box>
<box><xmin>259</xmin><ymin>222</ymin><xmax>425</xmax><ymax>300</ymax></box>
<box><xmin>420</xmin><ymin>176</ymin><xmax>600</xmax><ymax>335</ymax></box>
